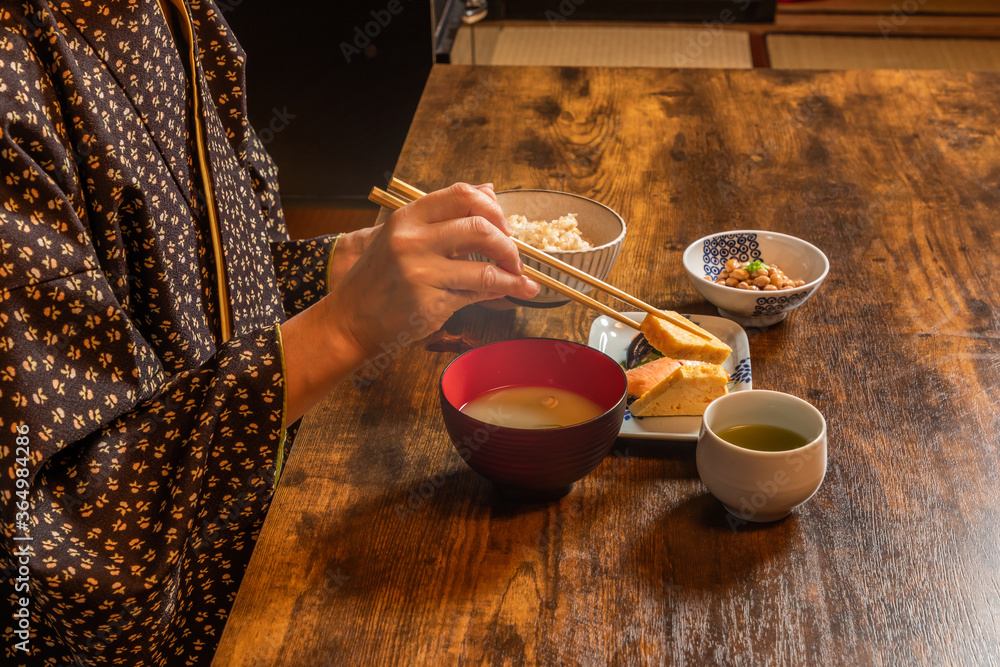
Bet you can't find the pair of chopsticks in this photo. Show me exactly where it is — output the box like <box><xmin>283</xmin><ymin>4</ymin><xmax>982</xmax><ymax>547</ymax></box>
<box><xmin>369</xmin><ymin>178</ymin><xmax>711</xmax><ymax>340</ymax></box>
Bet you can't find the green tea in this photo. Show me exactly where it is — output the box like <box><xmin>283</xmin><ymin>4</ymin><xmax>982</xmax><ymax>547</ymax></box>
<box><xmin>715</xmin><ymin>424</ymin><xmax>809</xmax><ymax>452</ymax></box>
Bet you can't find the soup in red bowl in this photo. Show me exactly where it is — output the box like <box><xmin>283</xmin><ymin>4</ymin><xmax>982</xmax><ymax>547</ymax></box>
<box><xmin>440</xmin><ymin>338</ymin><xmax>627</xmax><ymax>501</ymax></box>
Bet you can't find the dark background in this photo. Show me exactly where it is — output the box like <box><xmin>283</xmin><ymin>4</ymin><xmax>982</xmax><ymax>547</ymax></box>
<box><xmin>224</xmin><ymin>0</ymin><xmax>435</xmax><ymax>205</ymax></box>
<box><xmin>225</xmin><ymin>1</ymin><xmax>777</xmax><ymax>205</ymax></box>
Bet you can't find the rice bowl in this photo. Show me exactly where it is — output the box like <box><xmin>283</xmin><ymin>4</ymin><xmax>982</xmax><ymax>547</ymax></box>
<box><xmin>508</xmin><ymin>213</ymin><xmax>592</xmax><ymax>252</ymax></box>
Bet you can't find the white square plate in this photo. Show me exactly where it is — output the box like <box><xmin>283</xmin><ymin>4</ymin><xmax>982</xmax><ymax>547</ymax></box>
<box><xmin>587</xmin><ymin>312</ymin><xmax>752</xmax><ymax>441</ymax></box>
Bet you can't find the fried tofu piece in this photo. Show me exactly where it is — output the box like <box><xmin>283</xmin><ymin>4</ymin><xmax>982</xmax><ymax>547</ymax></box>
<box><xmin>625</xmin><ymin>357</ymin><xmax>706</xmax><ymax>398</ymax></box>
<box><xmin>639</xmin><ymin>313</ymin><xmax>732</xmax><ymax>365</ymax></box>
<box><xmin>629</xmin><ymin>363</ymin><xmax>730</xmax><ymax>417</ymax></box>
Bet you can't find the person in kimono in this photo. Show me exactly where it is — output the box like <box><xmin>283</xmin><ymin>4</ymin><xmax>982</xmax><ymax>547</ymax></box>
<box><xmin>0</xmin><ymin>0</ymin><xmax>539</xmax><ymax>664</ymax></box>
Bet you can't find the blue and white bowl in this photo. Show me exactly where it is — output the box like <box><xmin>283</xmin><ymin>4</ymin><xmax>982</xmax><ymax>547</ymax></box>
<box><xmin>683</xmin><ymin>230</ymin><xmax>829</xmax><ymax>327</ymax></box>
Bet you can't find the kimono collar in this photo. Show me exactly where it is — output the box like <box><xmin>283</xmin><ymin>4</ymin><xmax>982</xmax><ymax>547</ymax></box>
<box><xmin>54</xmin><ymin>0</ymin><xmax>235</xmax><ymax>342</ymax></box>
<box><xmin>51</xmin><ymin>0</ymin><xmax>199</xmax><ymax>212</ymax></box>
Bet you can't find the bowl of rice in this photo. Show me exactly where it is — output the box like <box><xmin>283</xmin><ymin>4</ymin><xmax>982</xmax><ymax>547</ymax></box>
<box><xmin>477</xmin><ymin>189</ymin><xmax>626</xmax><ymax>307</ymax></box>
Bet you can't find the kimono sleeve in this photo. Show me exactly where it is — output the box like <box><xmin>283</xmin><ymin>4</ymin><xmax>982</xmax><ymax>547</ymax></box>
<box><xmin>0</xmin><ymin>36</ymin><xmax>288</xmax><ymax>663</ymax></box>
<box><xmin>269</xmin><ymin>234</ymin><xmax>341</xmax><ymax>318</ymax></box>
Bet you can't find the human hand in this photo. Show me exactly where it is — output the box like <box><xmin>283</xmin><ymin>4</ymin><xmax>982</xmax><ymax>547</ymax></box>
<box><xmin>327</xmin><ymin>183</ymin><xmax>499</xmax><ymax>289</ymax></box>
<box><xmin>323</xmin><ymin>183</ymin><xmax>539</xmax><ymax>359</ymax></box>
<box><xmin>328</xmin><ymin>224</ymin><xmax>381</xmax><ymax>289</ymax></box>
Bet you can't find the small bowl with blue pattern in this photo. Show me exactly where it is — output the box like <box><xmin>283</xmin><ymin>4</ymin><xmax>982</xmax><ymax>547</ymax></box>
<box><xmin>683</xmin><ymin>231</ymin><xmax>829</xmax><ymax>327</ymax></box>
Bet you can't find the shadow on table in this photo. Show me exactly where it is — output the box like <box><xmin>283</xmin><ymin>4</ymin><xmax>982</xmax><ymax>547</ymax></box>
<box><xmin>614</xmin><ymin>439</ymin><xmax>696</xmax><ymax>457</ymax></box>
<box><xmin>625</xmin><ymin>490</ymin><xmax>799</xmax><ymax>596</ymax></box>
<box><xmin>291</xmin><ymin>447</ymin><xmax>798</xmax><ymax>622</ymax></box>
<box><xmin>293</xmin><ymin>463</ymin><xmax>624</xmax><ymax>609</ymax></box>
<box><xmin>609</xmin><ymin>438</ymin><xmax>702</xmax><ymax>484</ymax></box>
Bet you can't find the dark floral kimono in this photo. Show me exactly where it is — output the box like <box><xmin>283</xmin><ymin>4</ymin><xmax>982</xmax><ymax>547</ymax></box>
<box><xmin>0</xmin><ymin>0</ymin><xmax>337</xmax><ymax>664</ymax></box>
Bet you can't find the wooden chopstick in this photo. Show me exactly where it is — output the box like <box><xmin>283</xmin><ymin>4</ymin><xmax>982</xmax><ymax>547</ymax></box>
<box><xmin>506</xmin><ymin>238</ymin><xmax>711</xmax><ymax>339</ymax></box>
<box><xmin>369</xmin><ymin>186</ymin><xmax>409</xmax><ymax>211</ymax></box>
<box><xmin>387</xmin><ymin>178</ymin><xmax>425</xmax><ymax>202</ymax></box>
<box><xmin>375</xmin><ymin>180</ymin><xmax>710</xmax><ymax>339</ymax></box>
<box><xmin>520</xmin><ymin>265</ymin><xmax>639</xmax><ymax>329</ymax></box>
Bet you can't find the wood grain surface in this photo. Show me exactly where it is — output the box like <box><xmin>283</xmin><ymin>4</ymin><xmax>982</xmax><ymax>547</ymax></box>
<box><xmin>214</xmin><ymin>66</ymin><xmax>1000</xmax><ymax>666</ymax></box>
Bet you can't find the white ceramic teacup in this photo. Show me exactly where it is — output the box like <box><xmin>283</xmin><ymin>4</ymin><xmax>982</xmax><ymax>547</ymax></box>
<box><xmin>696</xmin><ymin>390</ymin><xmax>827</xmax><ymax>523</ymax></box>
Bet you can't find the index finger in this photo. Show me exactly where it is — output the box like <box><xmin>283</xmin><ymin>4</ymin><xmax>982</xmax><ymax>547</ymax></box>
<box><xmin>402</xmin><ymin>182</ymin><xmax>511</xmax><ymax>235</ymax></box>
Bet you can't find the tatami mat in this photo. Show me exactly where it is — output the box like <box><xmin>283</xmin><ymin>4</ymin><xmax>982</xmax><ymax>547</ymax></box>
<box><xmin>769</xmin><ymin>34</ymin><xmax>1000</xmax><ymax>70</ymax></box>
<box><xmin>451</xmin><ymin>24</ymin><xmax>752</xmax><ymax>69</ymax></box>
<box><xmin>777</xmin><ymin>0</ymin><xmax>1000</xmax><ymax>15</ymax></box>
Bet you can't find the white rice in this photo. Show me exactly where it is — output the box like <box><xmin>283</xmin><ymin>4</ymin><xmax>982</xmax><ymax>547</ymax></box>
<box><xmin>507</xmin><ymin>213</ymin><xmax>591</xmax><ymax>252</ymax></box>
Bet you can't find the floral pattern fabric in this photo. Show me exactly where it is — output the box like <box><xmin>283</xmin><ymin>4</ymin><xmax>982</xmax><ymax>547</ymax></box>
<box><xmin>0</xmin><ymin>0</ymin><xmax>337</xmax><ymax>664</ymax></box>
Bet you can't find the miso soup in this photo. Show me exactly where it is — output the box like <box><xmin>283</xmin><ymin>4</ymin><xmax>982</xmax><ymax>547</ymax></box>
<box><xmin>461</xmin><ymin>386</ymin><xmax>604</xmax><ymax>429</ymax></box>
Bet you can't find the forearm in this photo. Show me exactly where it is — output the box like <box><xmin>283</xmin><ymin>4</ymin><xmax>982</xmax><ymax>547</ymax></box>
<box><xmin>279</xmin><ymin>294</ymin><xmax>367</xmax><ymax>423</ymax></box>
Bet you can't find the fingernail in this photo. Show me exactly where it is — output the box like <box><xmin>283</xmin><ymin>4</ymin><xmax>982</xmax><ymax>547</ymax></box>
<box><xmin>526</xmin><ymin>278</ymin><xmax>540</xmax><ymax>294</ymax></box>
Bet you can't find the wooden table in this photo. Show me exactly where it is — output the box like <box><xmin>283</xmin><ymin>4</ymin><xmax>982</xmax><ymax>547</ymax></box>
<box><xmin>214</xmin><ymin>66</ymin><xmax>1000</xmax><ymax>665</ymax></box>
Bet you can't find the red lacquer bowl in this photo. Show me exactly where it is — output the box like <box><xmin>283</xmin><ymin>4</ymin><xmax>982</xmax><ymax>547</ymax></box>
<box><xmin>440</xmin><ymin>338</ymin><xmax>628</xmax><ymax>501</ymax></box>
